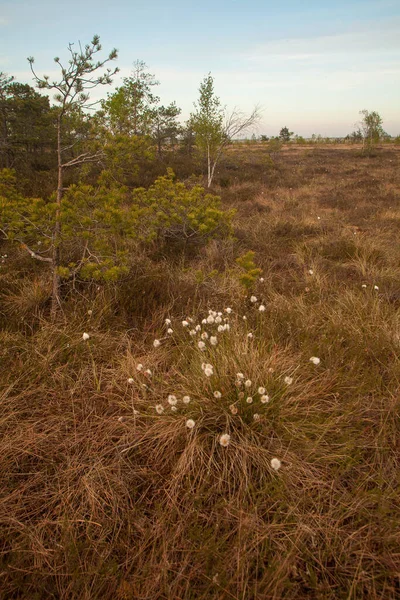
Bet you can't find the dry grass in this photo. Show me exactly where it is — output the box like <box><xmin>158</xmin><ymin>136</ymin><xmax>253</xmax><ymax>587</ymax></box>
<box><xmin>0</xmin><ymin>145</ymin><xmax>399</xmax><ymax>599</ymax></box>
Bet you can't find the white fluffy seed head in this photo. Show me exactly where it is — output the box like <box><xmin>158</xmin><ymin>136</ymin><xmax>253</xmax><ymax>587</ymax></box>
<box><xmin>258</xmin><ymin>387</ymin><xmax>266</xmax><ymax>395</ymax></box>
<box><xmin>374</xmin><ymin>285</ymin><xmax>379</xmax><ymax>290</ymax></box>
<box><xmin>186</xmin><ymin>419</ymin><xmax>195</xmax><ymax>429</ymax></box>
<box><xmin>182</xmin><ymin>395</ymin><xmax>191</xmax><ymax>404</ymax></box>
<box><xmin>237</xmin><ymin>373</ymin><xmax>244</xmax><ymax>380</ymax></box>
<box><xmin>182</xmin><ymin>320</ymin><xmax>189</xmax><ymax>327</ymax></box>
<box><xmin>170</xmin><ymin>406</ymin><xmax>177</xmax><ymax>412</ymax></box>
<box><xmin>210</xmin><ymin>336</ymin><xmax>218</xmax><ymax>346</ymax></box>
<box><xmin>213</xmin><ymin>391</ymin><xmax>222</xmax><ymax>399</ymax></box>
<box><xmin>198</xmin><ymin>341</ymin><xmax>206</xmax><ymax>350</ymax></box>
<box><xmin>309</xmin><ymin>356</ymin><xmax>321</xmax><ymax>365</ymax></box>
<box><xmin>82</xmin><ymin>332</ymin><xmax>90</xmax><ymax>341</ymax></box>
<box><xmin>246</xmin><ymin>396</ymin><xmax>253</xmax><ymax>404</ymax></box>
<box><xmin>155</xmin><ymin>404</ymin><xmax>164</xmax><ymax>414</ymax></box>
<box><xmin>136</xmin><ymin>363</ymin><xmax>143</xmax><ymax>371</ymax></box>
<box><xmin>127</xmin><ymin>378</ymin><xmax>134</xmax><ymax>384</ymax></box>
<box><xmin>219</xmin><ymin>433</ymin><xmax>231</xmax><ymax>447</ymax></box>
<box><xmin>215</xmin><ymin>316</ymin><xmax>222</xmax><ymax>324</ymax></box>
<box><xmin>270</xmin><ymin>458</ymin><xmax>281</xmax><ymax>471</ymax></box>
<box><xmin>253</xmin><ymin>413</ymin><xmax>260</xmax><ymax>421</ymax></box>
<box><xmin>165</xmin><ymin>318</ymin><xmax>171</xmax><ymax>325</ymax></box>
<box><xmin>167</xmin><ymin>328</ymin><xmax>174</xmax><ymax>334</ymax></box>
<box><xmin>201</xmin><ymin>332</ymin><xmax>209</xmax><ymax>340</ymax></box>
<box><xmin>204</xmin><ymin>367</ymin><xmax>213</xmax><ymax>377</ymax></box>
<box><xmin>207</xmin><ymin>315</ymin><xmax>215</xmax><ymax>324</ymax></box>
<box><xmin>225</xmin><ymin>307</ymin><xmax>232</xmax><ymax>314</ymax></box>
<box><xmin>247</xmin><ymin>332</ymin><xmax>253</xmax><ymax>339</ymax></box>
<box><xmin>259</xmin><ymin>305</ymin><xmax>266</xmax><ymax>312</ymax></box>
<box><xmin>308</xmin><ymin>269</ymin><xmax>314</xmax><ymax>275</ymax></box>
<box><xmin>167</xmin><ymin>395</ymin><xmax>177</xmax><ymax>406</ymax></box>
<box><xmin>261</xmin><ymin>395</ymin><xmax>270</xmax><ymax>404</ymax></box>
<box><xmin>229</xmin><ymin>404</ymin><xmax>238</xmax><ymax>415</ymax></box>
<box><xmin>195</xmin><ymin>324</ymin><xmax>201</xmax><ymax>331</ymax></box>
<box><xmin>284</xmin><ymin>376</ymin><xmax>293</xmax><ymax>385</ymax></box>
<box><xmin>217</xmin><ymin>325</ymin><xmax>224</xmax><ymax>332</ymax></box>
<box><xmin>244</xmin><ymin>379</ymin><xmax>252</xmax><ymax>388</ymax></box>
<box><xmin>153</xmin><ymin>339</ymin><xmax>161</xmax><ymax>348</ymax></box>
<box><xmin>250</xmin><ymin>296</ymin><xmax>257</xmax><ymax>303</ymax></box>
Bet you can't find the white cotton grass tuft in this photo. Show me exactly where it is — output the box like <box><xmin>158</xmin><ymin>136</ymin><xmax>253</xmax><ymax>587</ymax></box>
<box><xmin>215</xmin><ymin>315</ymin><xmax>222</xmax><ymax>324</ymax></box>
<box><xmin>258</xmin><ymin>387</ymin><xmax>266</xmax><ymax>395</ymax></box>
<box><xmin>253</xmin><ymin>413</ymin><xmax>260</xmax><ymax>421</ymax></box>
<box><xmin>244</xmin><ymin>379</ymin><xmax>252</xmax><ymax>388</ymax></box>
<box><xmin>198</xmin><ymin>340</ymin><xmax>206</xmax><ymax>350</ymax></box>
<box><xmin>361</xmin><ymin>284</ymin><xmax>367</xmax><ymax>289</ymax></box>
<box><xmin>309</xmin><ymin>356</ymin><xmax>321</xmax><ymax>365</ymax></box>
<box><xmin>247</xmin><ymin>332</ymin><xmax>253</xmax><ymax>339</ymax></box>
<box><xmin>155</xmin><ymin>404</ymin><xmax>164</xmax><ymax>414</ymax></box>
<box><xmin>167</xmin><ymin>328</ymin><xmax>174</xmax><ymax>334</ymax></box>
<box><xmin>182</xmin><ymin>320</ymin><xmax>189</xmax><ymax>327</ymax></box>
<box><xmin>246</xmin><ymin>396</ymin><xmax>253</xmax><ymax>404</ymax></box>
<box><xmin>144</xmin><ymin>369</ymin><xmax>152</xmax><ymax>376</ymax></box>
<box><xmin>189</xmin><ymin>329</ymin><xmax>196</xmax><ymax>336</ymax></box>
<box><xmin>201</xmin><ymin>332</ymin><xmax>209</xmax><ymax>340</ymax></box>
<box><xmin>210</xmin><ymin>336</ymin><xmax>218</xmax><ymax>346</ymax></box>
<box><xmin>308</xmin><ymin>269</ymin><xmax>314</xmax><ymax>275</ymax></box>
<box><xmin>127</xmin><ymin>377</ymin><xmax>134</xmax><ymax>385</ymax></box>
<box><xmin>87</xmin><ymin>309</ymin><xmax>93</xmax><ymax>315</ymax></box>
<box><xmin>374</xmin><ymin>285</ymin><xmax>379</xmax><ymax>291</ymax></box>
<box><xmin>82</xmin><ymin>332</ymin><xmax>90</xmax><ymax>341</ymax></box>
<box><xmin>217</xmin><ymin>325</ymin><xmax>224</xmax><ymax>332</ymax></box>
<box><xmin>250</xmin><ymin>296</ymin><xmax>257</xmax><ymax>303</ymax></box>
<box><xmin>207</xmin><ymin>315</ymin><xmax>215</xmax><ymax>324</ymax></box>
<box><xmin>186</xmin><ymin>419</ymin><xmax>195</xmax><ymax>429</ymax></box>
<box><xmin>284</xmin><ymin>376</ymin><xmax>293</xmax><ymax>385</ymax></box>
<box><xmin>167</xmin><ymin>395</ymin><xmax>178</xmax><ymax>406</ymax></box>
<box><xmin>259</xmin><ymin>305</ymin><xmax>266</xmax><ymax>312</ymax></box>
<box><xmin>165</xmin><ymin>318</ymin><xmax>171</xmax><ymax>325</ymax></box>
<box><xmin>182</xmin><ymin>395</ymin><xmax>191</xmax><ymax>404</ymax></box>
<box><xmin>270</xmin><ymin>457</ymin><xmax>282</xmax><ymax>471</ymax></box>
<box><xmin>195</xmin><ymin>324</ymin><xmax>201</xmax><ymax>331</ymax></box>
<box><xmin>136</xmin><ymin>363</ymin><xmax>143</xmax><ymax>371</ymax></box>
<box><xmin>170</xmin><ymin>406</ymin><xmax>177</xmax><ymax>412</ymax></box>
<box><xmin>260</xmin><ymin>394</ymin><xmax>270</xmax><ymax>403</ymax></box>
<box><xmin>229</xmin><ymin>404</ymin><xmax>238</xmax><ymax>415</ymax></box>
<box><xmin>153</xmin><ymin>339</ymin><xmax>161</xmax><ymax>348</ymax></box>
<box><xmin>225</xmin><ymin>307</ymin><xmax>232</xmax><ymax>314</ymax></box>
<box><xmin>236</xmin><ymin>373</ymin><xmax>245</xmax><ymax>380</ymax></box>
<box><xmin>219</xmin><ymin>433</ymin><xmax>231</xmax><ymax>447</ymax></box>
<box><xmin>259</xmin><ymin>277</ymin><xmax>264</xmax><ymax>282</ymax></box>
<box><xmin>202</xmin><ymin>363</ymin><xmax>214</xmax><ymax>377</ymax></box>
<box><xmin>213</xmin><ymin>391</ymin><xmax>222</xmax><ymax>399</ymax></box>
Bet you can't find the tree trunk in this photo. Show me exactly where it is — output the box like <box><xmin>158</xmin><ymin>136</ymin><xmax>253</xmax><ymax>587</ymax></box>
<box><xmin>207</xmin><ymin>143</ymin><xmax>211</xmax><ymax>187</ymax></box>
<box><xmin>50</xmin><ymin>114</ymin><xmax>63</xmax><ymax>320</ymax></box>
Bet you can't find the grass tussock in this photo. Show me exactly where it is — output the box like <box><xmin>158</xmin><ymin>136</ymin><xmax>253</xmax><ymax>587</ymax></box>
<box><xmin>0</xmin><ymin>146</ymin><xmax>399</xmax><ymax>599</ymax></box>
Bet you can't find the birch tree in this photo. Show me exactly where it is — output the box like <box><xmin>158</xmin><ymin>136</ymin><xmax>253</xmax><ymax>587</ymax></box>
<box><xmin>191</xmin><ymin>73</ymin><xmax>260</xmax><ymax>187</ymax></box>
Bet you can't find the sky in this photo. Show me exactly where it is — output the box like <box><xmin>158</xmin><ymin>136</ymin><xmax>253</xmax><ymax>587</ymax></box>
<box><xmin>0</xmin><ymin>0</ymin><xmax>399</xmax><ymax>137</ymax></box>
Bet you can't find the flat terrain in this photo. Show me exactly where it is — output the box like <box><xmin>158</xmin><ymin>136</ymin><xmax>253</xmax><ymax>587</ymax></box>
<box><xmin>1</xmin><ymin>145</ymin><xmax>399</xmax><ymax>599</ymax></box>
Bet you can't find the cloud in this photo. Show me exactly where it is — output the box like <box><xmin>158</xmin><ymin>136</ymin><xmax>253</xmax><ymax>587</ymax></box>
<box><xmin>244</xmin><ymin>19</ymin><xmax>400</xmax><ymax>65</ymax></box>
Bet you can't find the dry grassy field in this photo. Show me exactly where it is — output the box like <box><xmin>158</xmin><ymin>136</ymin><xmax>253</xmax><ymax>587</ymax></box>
<box><xmin>1</xmin><ymin>144</ymin><xmax>399</xmax><ymax>599</ymax></box>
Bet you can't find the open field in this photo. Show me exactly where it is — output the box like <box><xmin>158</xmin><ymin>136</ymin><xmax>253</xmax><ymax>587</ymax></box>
<box><xmin>1</xmin><ymin>145</ymin><xmax>399</xmax><ymax>599</ymax></box>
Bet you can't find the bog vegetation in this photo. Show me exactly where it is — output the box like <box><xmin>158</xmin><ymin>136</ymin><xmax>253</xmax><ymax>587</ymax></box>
<box><xmin>0</xmin><ymin>36</ymin><xmax>399</xmax><ymax>599</ymax></box>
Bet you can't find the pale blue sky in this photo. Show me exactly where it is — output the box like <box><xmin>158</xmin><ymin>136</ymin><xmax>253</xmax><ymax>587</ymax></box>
<box><xmin>1</xmin><ymin>0</ymin><xmax>399</xmax><ymax>136</ymax></box>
